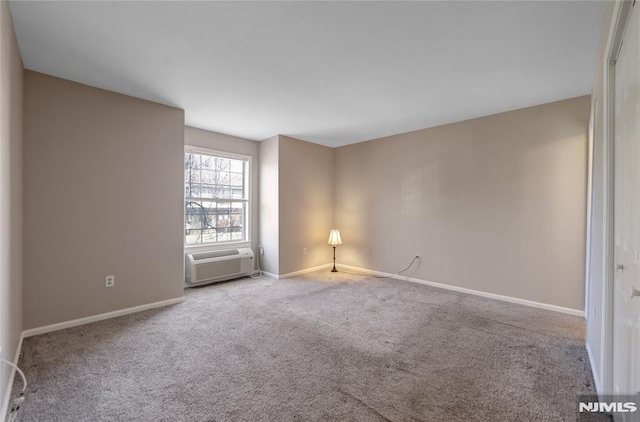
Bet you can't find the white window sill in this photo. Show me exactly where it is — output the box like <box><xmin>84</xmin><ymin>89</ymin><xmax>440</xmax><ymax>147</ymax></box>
<box><xmin>184</xmin><ymin>241</ymin><xmax>253</xmax><ymax>253</ymax></box>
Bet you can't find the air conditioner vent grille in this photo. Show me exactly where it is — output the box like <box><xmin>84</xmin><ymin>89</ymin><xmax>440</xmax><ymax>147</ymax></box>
<box><xmin>195</xmin><ymin>259</ymin><xmax>242</xmax><ymax>281</ymax></box>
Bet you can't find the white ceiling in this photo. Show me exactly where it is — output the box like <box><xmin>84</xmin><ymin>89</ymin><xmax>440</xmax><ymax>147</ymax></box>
<box><xmin>9</xmin><ymin>1</ymin><xmax>605</xmax><ymax>147</ymax></box>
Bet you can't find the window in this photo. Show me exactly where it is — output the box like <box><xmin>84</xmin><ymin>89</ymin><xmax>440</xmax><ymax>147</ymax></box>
<box><xmin>184</xmin><ymin>148</ymin><xmax>249</xmax><ymax>245</ymax></box>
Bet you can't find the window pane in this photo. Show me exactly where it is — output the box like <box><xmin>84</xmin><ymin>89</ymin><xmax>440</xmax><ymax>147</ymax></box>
<box><xmin>217</xmin><ymin>213</ymin><xmax>230</xmax><ymax>227</ymax></box>
<box><xmin>217</xmin><ymin>231</ymin><xmax>231</xmax><ymax>242</ymax></box>
<box><xmin>187</xmin><ymin>184</ymin><xmax>198</xmax><ymax>199</ymax></box>
<box><xmin>218</xmin><ymin>171</ymin><xmax>230</xmax><ymax>185</ymax></box>
<box><xmin>201</xmin><ymin>156</ymin><xmax>214</xmax><ymax>170</ymax></box>
<box><xmin>201</xmin><ymin>170</ymin><xmax>215</xmax><ymax>184</ymax></box>
<box><xmin>201</xmin><ymin>229</ymin><xmax>217</xmax><ymax>244</ymax></box>
<box><xmin>185</xmin><ymin>229</ymin><xmax>200</xmax><ymax>244</ymax></box>
<box><xmin>200</xmin><ymin>184</ymin><xmax>214</xmax><ymax>198</ymax></box>
<box><xmin>230</xmin><ymin>215</ymin><xmax>242</xmax><ymax>229</ymax></box>
<box><xmin>215</xmin><ymin>158</ymin><xmax>229</xmax><ymax>171</ymax></box>
<box><xmin>230</xmin><ymin>159</ymin><xmax>243</xmax><ymax>173</ymax></box>
<box><xmin>230</xmin><ymin>173</ymin><xmax>243</xmax><ymax>187</ymax></box>
<box><xmin>185</xmin><ymin>151</ymin><xmax>248</xmax><ymax>244</ymax></box>
<box><xmin>185</xmin><ymin>153</ymin><xmax>201</xmax><ymax>191</ymax></box>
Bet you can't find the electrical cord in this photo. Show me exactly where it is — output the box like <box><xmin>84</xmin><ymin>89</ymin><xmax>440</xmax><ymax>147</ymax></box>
<box><xmin>0</xmin><ymin>359</ymin><xmax>26</xmax><ymax>394</ymax></box>
<box><xmin>372</xmin><ymin>255</ymin><xmax>421</xmax><ymax>279</ymax></box>
<box><xmin>1</xmin><ymin>358</ymin><xmax>27</xmax><ymax>421</ymax></box>
<box><xmin>395</xmin><ymin>255</ymin><xmax>421</xmax><ymax>275</ymax></box>
<box><xmin>7</xmin><ymin>405</ymin><xmax>19</xmax><ymax>422</ymax></box>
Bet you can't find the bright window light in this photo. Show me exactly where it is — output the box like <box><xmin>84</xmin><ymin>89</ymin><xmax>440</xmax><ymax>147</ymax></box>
<box><xmin>184</xmin><ymin>149</ymin><xmax>249</xmax><ymax>245</ymax></box>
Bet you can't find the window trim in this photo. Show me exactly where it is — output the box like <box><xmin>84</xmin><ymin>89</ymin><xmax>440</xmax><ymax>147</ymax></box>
<box><xmin>184</xmin><ymin>146</ymin><xmax>252</xmax><ymax>247</ymax></box>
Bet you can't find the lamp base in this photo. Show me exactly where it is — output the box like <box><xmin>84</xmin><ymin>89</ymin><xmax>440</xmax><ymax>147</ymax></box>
<box><xmin>331</xmin><ymin>246</ymin><xmax>338</xmax><ymax>272</ymax></box>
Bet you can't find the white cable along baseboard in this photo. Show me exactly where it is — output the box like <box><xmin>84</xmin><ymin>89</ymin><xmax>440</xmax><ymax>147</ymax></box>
<box><xmin>2</xmin><ymin>297</ymin><xmax>186</xmax><ymax>420</ymax></box>
<box><xmin>1</xmin><ymin>331</ymin><xmax>24</xmax><ymax>422</ymax></box>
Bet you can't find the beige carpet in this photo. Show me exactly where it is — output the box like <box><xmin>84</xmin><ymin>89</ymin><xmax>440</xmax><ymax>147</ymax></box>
<box><xmin>10</xmin><ymin>272</ymin><xmax>605</xmax><ymax>421</ymax></box>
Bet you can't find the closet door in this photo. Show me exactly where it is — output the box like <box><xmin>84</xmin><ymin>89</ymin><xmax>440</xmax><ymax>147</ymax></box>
<box><xmin>613</xmin><ymin>1</ymin><xmax>640</xmax><ymax>414</ymax></box>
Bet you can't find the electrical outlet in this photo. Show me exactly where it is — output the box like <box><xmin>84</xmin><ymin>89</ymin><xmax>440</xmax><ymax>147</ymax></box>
<box><xmin>303</xmin><ymin>248</ymin><xmax>308</xmax><ymax>256</ymax></box>
<box><xmin>258</xmin><ymin>245</ymin><xmax>264</xmax><ymax>255</ymax></box>
<box><xmin>105</xmin><ymin>275</ymin><xmax>115</xmax><ymax>288</ymax></box>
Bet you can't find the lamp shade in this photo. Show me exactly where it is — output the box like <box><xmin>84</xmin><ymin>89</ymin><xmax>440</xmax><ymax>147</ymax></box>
<box><xmin>328</xmin><ymin>230</ymin><xmax>343</xmax><ymax>246</ymax></box>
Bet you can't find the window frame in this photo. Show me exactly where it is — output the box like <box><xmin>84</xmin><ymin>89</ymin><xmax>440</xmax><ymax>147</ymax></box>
<box><xmin>184</xmin><ymin>146</ymin><xmax>251</xmax><ymax>247</ymax></box>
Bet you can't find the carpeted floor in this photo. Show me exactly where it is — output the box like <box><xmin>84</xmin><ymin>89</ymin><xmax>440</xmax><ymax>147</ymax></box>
<box><xmin>9</xmin><ymin>272</ymin><xmax>606</xmax><ymax>421</ymax></box>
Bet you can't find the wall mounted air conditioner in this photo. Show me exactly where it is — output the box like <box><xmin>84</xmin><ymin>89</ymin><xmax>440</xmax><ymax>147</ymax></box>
<box><xmin>185</xmin><ymin>247</ymin><xmax>254</xmax><ymax>287</ymax></box>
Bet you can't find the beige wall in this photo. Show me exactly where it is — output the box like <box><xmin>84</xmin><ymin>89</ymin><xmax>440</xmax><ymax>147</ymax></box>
<box><xmin>23</xmin><ymin>71</ymin><xmax>185</xmax><ymax>329</ymax></box>
<box><xmin>184</xmin><ymin>126</ymin><xmax>260</xmax><ymax>256</ymax></box>
<box><xmin>259</xmin><ymin>136</ymin><xmax>279</xmax><ymax>275</ymax></box>
<box><xmin>278</xmin><ymin>136</ymin><xmax>334</xmax><ymax>275</ymax></box>
<box><xmin>335</xmin><ymin>96</ymin><xmax>590</xmax><ymax>311</ymax></box>
<box><xmin>258</xmin><ymin>135</ymin><xmax>334</xmax><ymax>276</ymax></box>
<box><xmin>0</xmin><ymin>0</ymin><xmax>23</xmax><ymax>410</ymax></box>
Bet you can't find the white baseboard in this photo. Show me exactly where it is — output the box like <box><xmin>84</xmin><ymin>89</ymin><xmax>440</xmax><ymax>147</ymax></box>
<box><xmin>586</xmin><ymin>342</ymin><xmax>602</xmax><ymax>397</ymax></box>
<box><xmin>23</xmin><ymin>297</ymin><xmax>185</xmax><ymax>338</ymax></box>
<box><xmin>1</xmin><ymin>331</ymin><xmax>24</xmax><ymax>422</ymax></box>
<box><xmin>261</xmin><ymin>264</ymin><xmax>332</xmax><ymax>280</ymax></box>
<box><xmin>279</xmin><ymin>264</ymin><xmax>332</xmax><ymax>279</ymax></box>
<box><xmin>337</xmin><ymin>264</ymin><xmax>388</xmax><ymax>277</ymax></box>
<box><xmin>338</xmin><ymin>264</ymin><xmax>584</xmax><ymax>317</ymax></box>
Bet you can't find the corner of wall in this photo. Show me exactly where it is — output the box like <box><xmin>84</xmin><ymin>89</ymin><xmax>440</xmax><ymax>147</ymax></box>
<box><xmin>0</xmin><ymin>0</ymin><xmax>24</xmax><ymax>418</ymax></box>
<box><xmin>276</xmin><ymin>136</ymin><xmax>334</xmax><ymax>275</ymax></box>
<box><xmin>258</xmin><ymin>136</ymin><xmax>280</xmax><ymax>275</ymax></box>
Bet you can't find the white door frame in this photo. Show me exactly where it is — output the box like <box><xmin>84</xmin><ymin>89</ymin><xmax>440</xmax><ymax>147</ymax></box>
<box><xmin>586</xmin><ymin>98</ymin><xmax>595</xmax><ymax>316</ymax></box>
<box><xmin>601</xmin><ymin>0</ymin><xmax>634</xmax><ymax>398</ymax></box>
